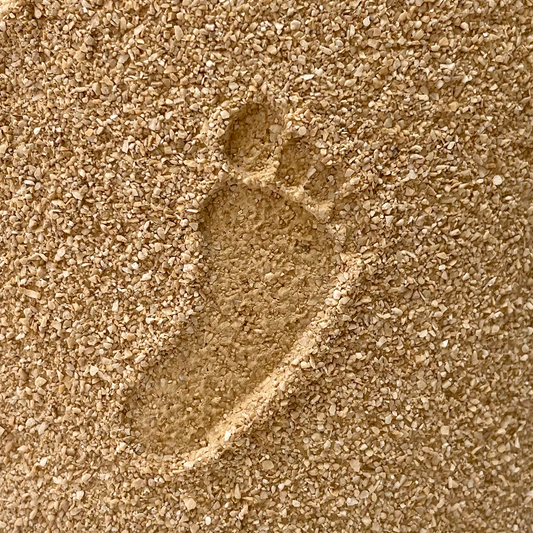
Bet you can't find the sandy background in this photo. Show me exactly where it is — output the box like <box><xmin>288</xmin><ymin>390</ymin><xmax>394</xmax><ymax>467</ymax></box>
<box><xmin>0</xmin><ymin>0</ymin><xmax>532</xmax><ymax>531</ymax></box>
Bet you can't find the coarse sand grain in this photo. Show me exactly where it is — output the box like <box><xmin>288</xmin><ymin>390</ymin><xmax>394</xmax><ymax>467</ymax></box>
<box><xmin>0</xmin><ymin>0</ymin><xmax>532</xmax><ymax>532</ymax></box>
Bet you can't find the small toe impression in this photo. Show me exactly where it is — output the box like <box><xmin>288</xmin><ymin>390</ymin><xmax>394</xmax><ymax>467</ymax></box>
<box><xmin>276</xmin><ymin>137</ymin><xmax>344</xmax><ymax>203</ymax></box>
<box><xmin>224</xmin><ymin>102</ymin><xmax>282</xmax><ymax>171</ymax></box>
<box><xmin>275</xmin><ymin>139</ymin><xmax>312</xmax><ymax>188</ymax></box>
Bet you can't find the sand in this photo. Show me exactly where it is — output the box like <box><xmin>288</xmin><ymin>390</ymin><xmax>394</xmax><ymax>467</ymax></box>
<box><xmin>0</xmin><ymin>0</ymin><xmax>532</xmax><ymax>531</ymax></box>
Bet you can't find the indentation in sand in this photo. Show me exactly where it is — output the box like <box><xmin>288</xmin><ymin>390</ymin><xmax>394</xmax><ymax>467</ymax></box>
<box><xmin>126</xmin><ymin>183</ymin><xmax>335</xmax><ymax>454</ymax></box>
<box><xmin>124</xmin><ymin>101</ymin><xmax>356</xmax><ymax>460</ymax></box>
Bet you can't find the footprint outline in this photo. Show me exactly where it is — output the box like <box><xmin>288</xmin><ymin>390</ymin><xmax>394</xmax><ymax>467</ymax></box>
<box><xmin>122</xmin><ymin>98</ymin><xmax>363</xmax><ymax>468</ymax></box>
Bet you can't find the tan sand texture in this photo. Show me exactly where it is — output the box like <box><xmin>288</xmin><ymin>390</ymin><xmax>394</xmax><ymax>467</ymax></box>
<box><xmin>0</xmin><ymin>0</ymin><xmax>532</xmax><ymax>532</ymax></box>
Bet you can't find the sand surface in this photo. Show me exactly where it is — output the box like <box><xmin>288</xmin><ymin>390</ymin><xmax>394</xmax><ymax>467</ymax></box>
<box><xmin>0</xmin><ymin>0</ymin><xmax>532</xmax><ymax>531</ymax></box>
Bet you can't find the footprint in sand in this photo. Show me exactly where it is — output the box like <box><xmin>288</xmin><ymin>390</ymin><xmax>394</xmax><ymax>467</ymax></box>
<box><xmin>124</xmin><ymin>102</ymin><xmax>358</xmax><ymax>460</ymax></box>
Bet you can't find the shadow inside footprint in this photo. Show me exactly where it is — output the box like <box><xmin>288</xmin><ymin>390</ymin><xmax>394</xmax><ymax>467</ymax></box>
<box><xmin>125</xmin><ymin>183</ymin><xmax>335</xmax><ymax>455</ymax></box>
